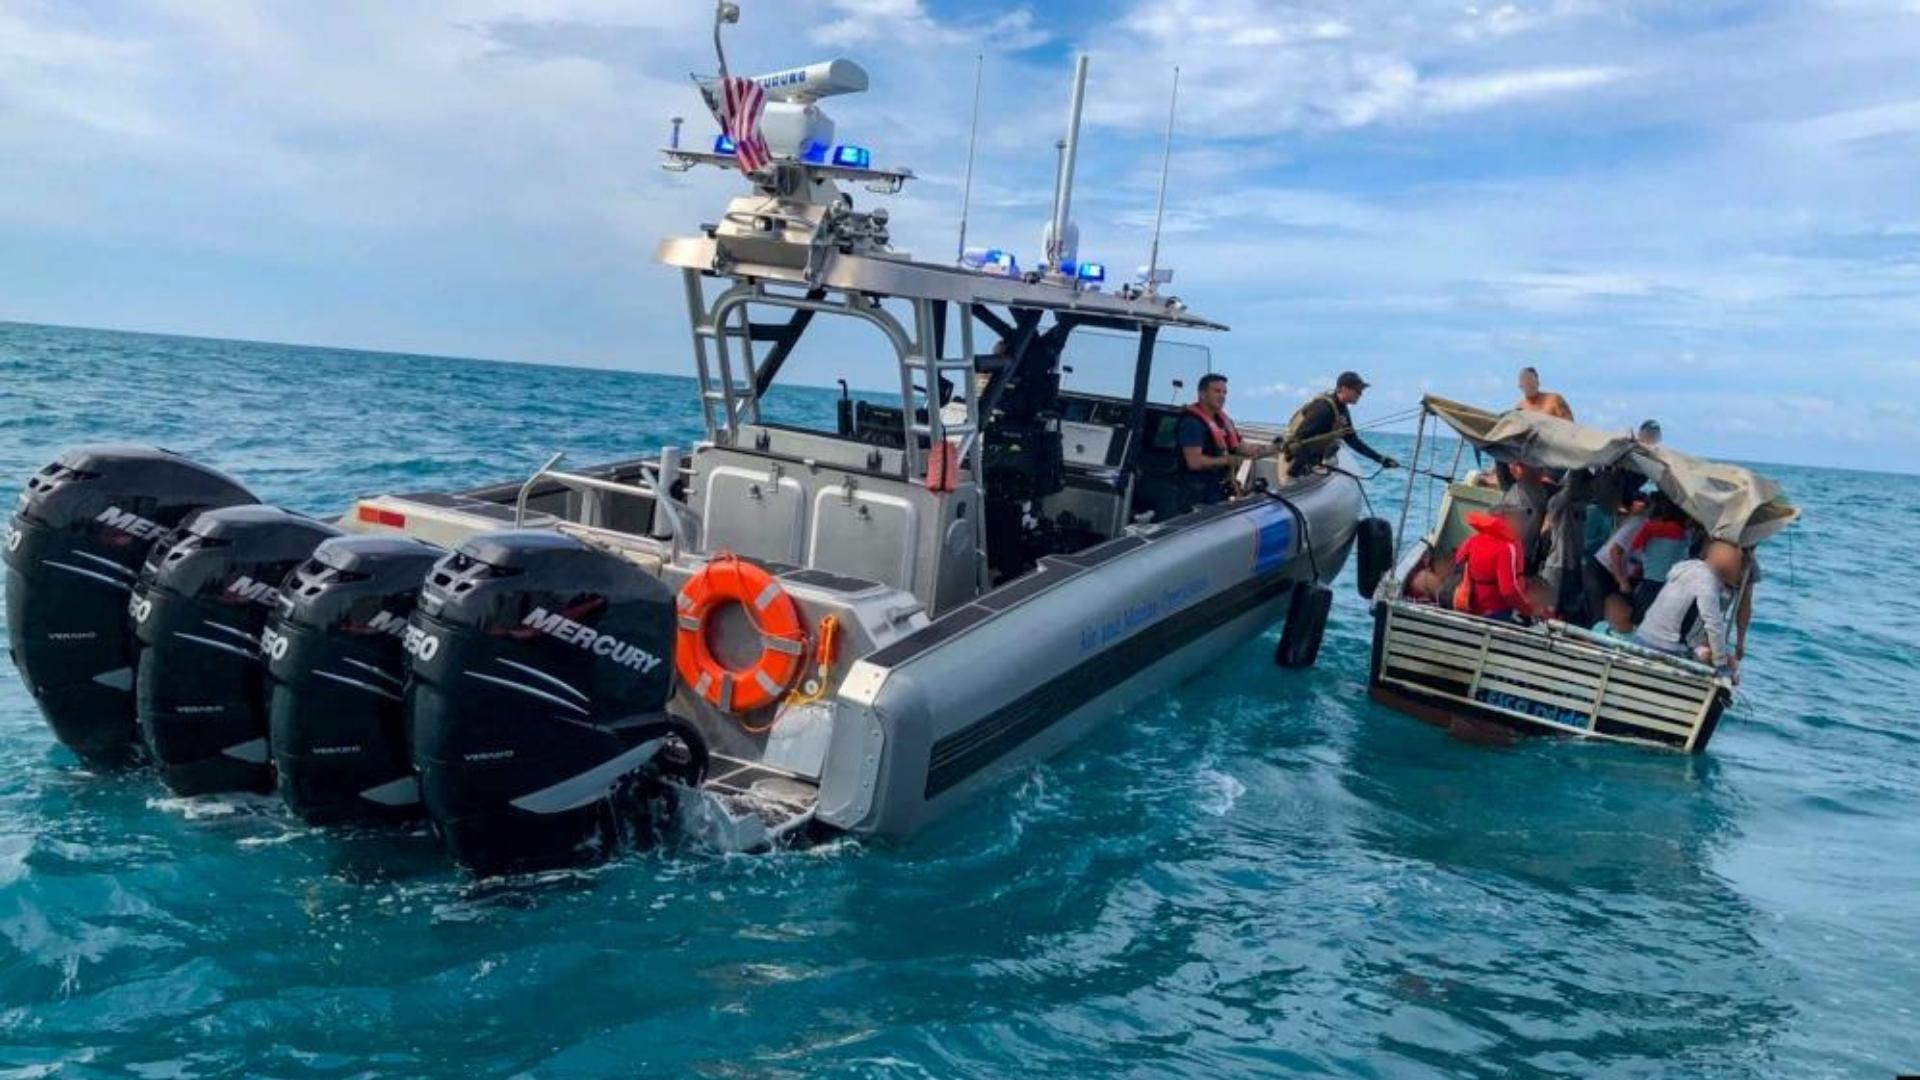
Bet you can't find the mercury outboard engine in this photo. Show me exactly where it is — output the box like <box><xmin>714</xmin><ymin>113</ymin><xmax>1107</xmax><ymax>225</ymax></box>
<box><xmin>266</xmin><ymin>534</ymin><xmax>441</xmax><ymax>825</ymax></box>
<box><xmin>133</xmin><ymin>505</ymin><xmax>340</xmax><ymax>795</ymax></box>
<box><xmin>4</xmin><ymin>446</ymin><xmax>255</xmax><ymax>761</ymax></box>
<box><xmin>408</xmin><ymin>530</ymin><xmax>701</xmax><ymax>876</ymax></box>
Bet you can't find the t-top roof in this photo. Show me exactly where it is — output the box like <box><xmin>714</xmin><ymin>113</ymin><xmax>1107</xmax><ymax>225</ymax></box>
<box><xmin>656</xmin><ymin>233</ymin><xmax>1229</xmax><ymax>333</ymax></box>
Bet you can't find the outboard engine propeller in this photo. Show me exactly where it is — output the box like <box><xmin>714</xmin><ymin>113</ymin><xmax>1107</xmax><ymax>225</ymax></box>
<box><xmin>266</xmin><ymin>534</ymin><xmax>441</xmax><ymax>825</ymax></box>
<box><xmin>132</xmin><ymin>505</ymin><xmax>340</xmax><ymax>795</ymax></box>
<box><xmin>4</xmin><ymin>446</ymin><xmax>254</xmax><ymax>761</ymax></box>
<box><xmin>408</xmin><ymin>530</ymin><xmax>700</xmax><ymax>876</ymax></box>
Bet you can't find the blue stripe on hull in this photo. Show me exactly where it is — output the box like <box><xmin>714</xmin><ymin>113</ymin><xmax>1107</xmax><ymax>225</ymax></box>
<box><xmin>1247</xmin><ymin>501</ymin><xmax>1294</xmax><ymax>574</ymax></box>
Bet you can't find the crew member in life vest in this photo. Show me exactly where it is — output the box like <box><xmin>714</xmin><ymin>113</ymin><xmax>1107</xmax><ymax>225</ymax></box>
<box><xmin>1283</xmin><ymin>371</ymin><xmax>1399</xmax><ymax>478</ymax></box>
<box><xmin>1175</xmin><ymin>374</ymin><xmax>1267</xmax><ymax>505</ymax></box>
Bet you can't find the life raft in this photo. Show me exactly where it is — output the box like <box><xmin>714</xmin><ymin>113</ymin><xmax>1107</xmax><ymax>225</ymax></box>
<box><xmin>674</xmin><ymin>555</ymin><xmax>806</xmax><ymax>715</ymax></box>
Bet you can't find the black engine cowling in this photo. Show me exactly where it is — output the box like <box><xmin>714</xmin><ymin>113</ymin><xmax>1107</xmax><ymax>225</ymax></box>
<box><xmin>266</xmin><ymin>534</ymin><xmax>441</xmax><ymax>825</ymax></box>
<box><xmin>133</xmin><ymin>505</ymin><xmax>340</xmax><ymax>794</ymax></box>
<box><xmin>4</xmin><ymin>446</ymin><xmax>255</xmax><ymax>761</ymax></box>
<box><xmin>407</xmin><ymin>530</ymin><xmax>699</xmax><ymax>876</ymax></box>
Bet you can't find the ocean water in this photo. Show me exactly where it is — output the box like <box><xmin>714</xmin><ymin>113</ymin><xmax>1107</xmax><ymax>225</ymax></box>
<box><xmin>0</xmin><ymin>320</ymin><xmax>1916</xmax><ymax>1079</ymax></box>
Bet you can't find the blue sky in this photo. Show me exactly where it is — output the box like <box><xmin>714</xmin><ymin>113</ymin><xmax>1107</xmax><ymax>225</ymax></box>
<box><xmin>3</xmin><ymin>0</ymin><xmax>1919</xmax><ymax>471</ymax></box>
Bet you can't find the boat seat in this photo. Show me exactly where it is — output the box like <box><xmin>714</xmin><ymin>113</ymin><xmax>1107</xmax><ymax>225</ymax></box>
<box><xmin>689</xmin><ymin>443</ymin><xmax>938</xmax><ymax>596</ymax></box>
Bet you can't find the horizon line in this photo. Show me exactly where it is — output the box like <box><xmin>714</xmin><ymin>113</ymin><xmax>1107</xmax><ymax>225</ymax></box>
<box><xmin>1</xmin><ymin>317</ymin><xmax>1903</xmax><ymax>481</ymax></box>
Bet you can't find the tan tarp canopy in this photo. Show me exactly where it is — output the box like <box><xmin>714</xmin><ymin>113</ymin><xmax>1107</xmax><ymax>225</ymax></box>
<box><xmin>1423</xmin><ymin>396</ymin><xmax>1800</xmax><ymax>545</ymax></box>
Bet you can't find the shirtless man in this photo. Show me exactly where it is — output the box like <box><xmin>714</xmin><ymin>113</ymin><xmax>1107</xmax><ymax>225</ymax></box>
<box><xmin>1515</xmin><ymin>366</ymin><xmax>1574</xmax><ymax>421</ymax></box>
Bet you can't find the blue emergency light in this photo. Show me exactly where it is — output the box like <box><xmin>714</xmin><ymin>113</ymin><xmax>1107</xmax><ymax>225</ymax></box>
<box><xmin>831</xmin><ymin>144</ymin><xmax>871</xmax><ymax>169</ymax></box>
<box><xmin>1077</xmin><ymin>262</ymin><xmax>1107</xmax><ymax>283</ymax></box>
<box><xmin>713</xmin><ymin>134</ymin><xmax>736</xmax><ymax>155</ymax></box>
<box><xmin>961</xmin><ymin>247</ymin><xmax>1019</xmax><ymax>276</ymax></box>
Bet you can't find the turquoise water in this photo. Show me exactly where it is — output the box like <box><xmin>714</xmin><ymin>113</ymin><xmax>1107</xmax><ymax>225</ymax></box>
<box><xmin>1</xmin><ymin>321</ymin><xmax>1916</xmax><ymax>1078</ymax></box>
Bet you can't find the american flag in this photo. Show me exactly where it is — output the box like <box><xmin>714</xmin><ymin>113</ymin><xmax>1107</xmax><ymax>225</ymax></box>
<box><xmin>711</xmin><ymin>74</ymin><xmax>771</xmax><ymax>176</ymax></box>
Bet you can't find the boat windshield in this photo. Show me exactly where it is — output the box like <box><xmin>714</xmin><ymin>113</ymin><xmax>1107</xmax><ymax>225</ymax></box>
<box><xmin>1059</xmin><ymin>329</ymin><xmax>1213</xmax><ymax>406</ymax></box>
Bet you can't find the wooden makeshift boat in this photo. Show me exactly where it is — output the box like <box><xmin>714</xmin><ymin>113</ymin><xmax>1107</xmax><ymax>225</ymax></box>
<box><xmin>1368</xmin><ymin>397</ymin><xmax>1798</xmax><ymax>753</ymax></box>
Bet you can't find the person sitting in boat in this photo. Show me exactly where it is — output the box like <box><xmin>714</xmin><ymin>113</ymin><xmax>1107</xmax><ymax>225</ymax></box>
<box><xmin>1542</xmin><ymin>467</ymin><xmax>1594</xmax><ymax>622</ymax></box>
<box><xmin>1281</xmin><ymin>371</ymin><xmax>1399</xmax><ymax>479</ymax></box>
<box><xmin>1175</xmin><ymin>374</ymin><xmax>1267</xmax><ymax>505</ymax></box>
<box><xmin>1404</xmin><ymin>565</ymin><xmax>1448</xmax><ymax>605</ymax></box>
<box><xmin>1596</xmin><ymin>495</ymin><xmax>1651</xmax><ymax>603</ymax></box>
<box><xmin>1497</xmin><ymin>462</ymin><xmax>1552</xmax><ymax>566</ymax></box>
<box><xmin>1578</xmin><ymin>471</ymin><xmax>1631</xmax><ymax>621</ymax></box>
<box><xmin>1591</xmin><ymin>591</ymin><xmax>1636</xmax><ymax>641</ymax></box>
<box><xmin>1515</xmin><ymin>365</ymin><xmax>1575</xmax><ymax>420</ymax></box>
<box><xmin>1449</xmin><ymin>507</ymin><xmax>1536</xmax><ymax>623</ymax></box>
<box><xmin>1634</xmin><ymin>541</ymin><xmax>1744</xmax><ymax>677</ymax></box>
<box><xmin>1628</xmin><ymin>496</ymin><xmax>1693</xmax><ymax>621</ymax></box>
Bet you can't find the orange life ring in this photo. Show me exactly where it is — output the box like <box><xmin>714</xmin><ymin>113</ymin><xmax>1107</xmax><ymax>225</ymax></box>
<box><xmin>675</xmin><ymin>555</ymin><xmax>806</xmax><ymax>716</ymax></box>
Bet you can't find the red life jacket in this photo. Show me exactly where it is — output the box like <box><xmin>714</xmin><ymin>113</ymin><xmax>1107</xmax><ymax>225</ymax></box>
<box><xmin>1183</xmin><ymin>404</ymin><xmax>1242</xmax><ymax>455</ymax></box>
<box><xmin>1452</xmin><ymin>512</ymin><xmax>1531</xmax><ymax>617</ymax></box>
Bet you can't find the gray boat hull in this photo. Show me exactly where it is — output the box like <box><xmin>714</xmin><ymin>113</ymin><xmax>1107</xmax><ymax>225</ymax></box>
<box><xmin>817</xmin><ymin>474</ymin><xmax>1363</xmax><ymax>839</ymax></box>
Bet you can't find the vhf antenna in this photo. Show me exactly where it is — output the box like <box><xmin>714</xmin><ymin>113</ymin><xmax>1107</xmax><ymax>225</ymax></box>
<box><xmin>1047</xmin><ymin>54</ymin><xmax>1090</xmax><ymax>274</ymax></box>
<box><xmin>713</xmin><ymin>1</ymin><xmax>739</xmax><ymax>80</ymax></box>
<box><xmin>955</xmin><ymin>54</ymin><xmax>985</xmax><ymax>263</ymax></box>
<box><xmin>1144</xmin><ymin>65</ymin><xmax>1180</xmax><ymax>298</ymax></box>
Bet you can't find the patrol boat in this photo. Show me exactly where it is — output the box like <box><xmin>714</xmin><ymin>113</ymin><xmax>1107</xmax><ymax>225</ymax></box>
<box><xmin>4</xmin><ymin>15</ymin><xmax>1379</xmax><ymax>873</ymax></box>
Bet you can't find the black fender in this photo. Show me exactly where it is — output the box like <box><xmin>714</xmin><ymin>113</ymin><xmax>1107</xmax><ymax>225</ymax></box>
<box><xmin>1355</xmin><ymin>517</ymin><xmax>1393</xmax><ymax>599</ymax></box>
<box><xmin>1275</xmin><ymin>581</ymin><xmax>1334</xmax><ymax>669</ymax></box>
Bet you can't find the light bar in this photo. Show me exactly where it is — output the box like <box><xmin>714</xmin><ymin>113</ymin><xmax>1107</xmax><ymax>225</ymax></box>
<box><xmin>831</xmin><ymin>144</ymin><xmax>871</xmax><ymax>169</ymax></box>
<box><xmin>961</xmin><ymin>247</ymin><xmax>1019</xmax><ymax>276</ymax></box>
<box><xmin>1077</xmin><ymin>262</ymin><xmax>1107</xmax><ymax>283</ymax></box>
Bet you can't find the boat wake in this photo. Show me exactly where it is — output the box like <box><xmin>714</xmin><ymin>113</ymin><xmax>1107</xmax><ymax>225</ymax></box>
<box><xmin>1193</xmin><ymin>767</ymin><xmax>1247</xmax><ymax>817</ymax></box>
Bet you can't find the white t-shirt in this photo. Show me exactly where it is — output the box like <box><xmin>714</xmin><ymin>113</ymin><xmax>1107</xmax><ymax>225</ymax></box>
<box><xmin>1593</xmin><ymin>513</ymin><xmax>1647</xmax><ymax>573</ymax></box>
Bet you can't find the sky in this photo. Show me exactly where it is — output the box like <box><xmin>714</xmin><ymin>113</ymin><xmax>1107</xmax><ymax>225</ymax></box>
<box><xmin>3</xmin><ymin>0</ymin><xmax>1919</xmax><ymax>472</ymax></box>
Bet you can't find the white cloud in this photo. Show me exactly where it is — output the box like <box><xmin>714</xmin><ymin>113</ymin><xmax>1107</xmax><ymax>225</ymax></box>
<box><xmin>1419</xmin><ymin>66</ymin><xmax>1631</xmax><ymax>113</ymax></box>
<box><xmin>812</xmin><ymin>0</ymin><xmax>1048</xmax><ymax>50</ymax></box>
<box><xmin>1454</xmin><ymin>1</ymin><xmax>1607</xmax><ymax>42</ymax></box>
<box><xmin>0</xmin><ymin>7</ymin><xmax>164</xmax><ymax>141</ymax></box>
<box><xmin>1477</xmin><ymin>272</ymin><xmax>1652</xmax><ymax>313</ymax></box>
<box><xmin>1087</xmin><ymin>0</ymin><xmax>1636</xmax><ymax>135</ymax></box>
<box><xmin>0</xmin><ymin>0</ymin><xmax>1918</xmax><ymax>466</ymax></box>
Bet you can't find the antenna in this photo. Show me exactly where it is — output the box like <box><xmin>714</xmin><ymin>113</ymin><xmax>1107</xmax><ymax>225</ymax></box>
<box><xmin>955</xmin><ymin>54</ymin><xmax>984</xmax><ymax>263</ymax></box>
<box><xmin>713</xmin><ymin>1</ymin><xmax>739</xmax><ymax>81</ymax></box>
<box><xmin>1047</xmin><ymin>53</ymin><xmax>1090</xmax><ymax>272</ymax></box>
<box><xmin>1144</xmin><ymin>65</ymin><xmax>1180</xmax><ymax>297</ymax></box>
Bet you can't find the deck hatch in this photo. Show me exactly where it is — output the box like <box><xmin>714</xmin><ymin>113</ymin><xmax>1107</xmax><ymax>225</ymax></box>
<box><xmin>864</xmin><ymin>603</ymin><xmax>994</xmax><ymax>668</ymax></box>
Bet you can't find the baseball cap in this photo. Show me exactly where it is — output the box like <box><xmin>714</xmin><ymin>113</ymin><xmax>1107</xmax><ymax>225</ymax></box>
<box><xmin>1336</xmin><ymin>371</ymin><xmax>1370</xmax><ymax>391</ymax></box>
<box><xmin>1639</xmin><ymin>419</ymin><xmax>1661</xmax><ymax>434</ymax></box>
